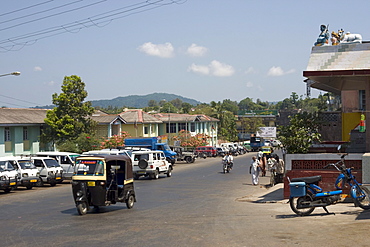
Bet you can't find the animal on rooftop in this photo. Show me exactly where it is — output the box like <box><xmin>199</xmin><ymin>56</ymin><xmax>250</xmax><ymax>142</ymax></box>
<box><xmin>340</xmin><ymin>31</ymin><xmax>362</xmax><ymax>44</ymax></box>
<box><xmin>331</xmin><ymin>31</ymin><xmax>340</xmax><ymax>45</ymax></box>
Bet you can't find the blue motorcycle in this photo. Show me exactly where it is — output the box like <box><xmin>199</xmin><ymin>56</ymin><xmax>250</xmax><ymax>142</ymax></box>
<box><xmin>289</xmin><ymin>153</ymin><xmax>370</xmax><ymax>216</ymax></box>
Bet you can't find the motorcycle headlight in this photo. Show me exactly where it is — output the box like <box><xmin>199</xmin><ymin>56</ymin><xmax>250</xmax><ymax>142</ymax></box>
<box><xmin>22</xmin><ymin>173</ymin><xmax>29</xmax><ymax>178</ymax></box>
<box><xmin>76</xmin><ymin>191</ymin><xmax>83</xmax><ymax>197</ymax></box>
<box><xmin>48</xmin><ymin>171</ymin><xmax>54</xmax><ymax>175</ymax></box>
<box><xmin>0</xmin><ymin>176</ymin><xmax>6</xmax><ymax>181</ymax></box>
<box><xmin>36</xmin><ymin>172</ymin><xmax>40</xmax><ymax>176</ymax></box>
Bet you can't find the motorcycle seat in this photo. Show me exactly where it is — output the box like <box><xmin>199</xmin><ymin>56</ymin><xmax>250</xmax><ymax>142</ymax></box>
<box><xmin>291</xmin><ymin>175</ymin><xmax>322</xmax><ymax>184</ymax></box>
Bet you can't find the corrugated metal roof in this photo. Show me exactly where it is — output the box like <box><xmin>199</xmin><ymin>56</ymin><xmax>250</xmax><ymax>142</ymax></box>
<box><xmin>0</xmin><ymin>108</ymin><xmax>47</xmax><ymax>124</ymax></box>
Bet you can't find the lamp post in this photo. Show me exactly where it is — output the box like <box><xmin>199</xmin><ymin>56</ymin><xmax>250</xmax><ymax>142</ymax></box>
<box><xmin>0</xmin><ymin>71</ymin><xmax>21</xmax><ymax>77</ymax></box>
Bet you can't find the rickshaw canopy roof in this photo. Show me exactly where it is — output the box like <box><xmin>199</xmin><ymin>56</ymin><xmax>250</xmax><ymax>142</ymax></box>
<box><xmin>77</xmin><ymin>154</ymin><xmax>133</xmax><ymax>178</ymax></box>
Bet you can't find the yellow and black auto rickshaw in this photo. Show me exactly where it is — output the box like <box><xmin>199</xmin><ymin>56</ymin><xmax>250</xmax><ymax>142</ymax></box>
<box><xmin>71</xmin><ymin>155</ymin><xmax>136</xmax><ymax>215</ymax></box>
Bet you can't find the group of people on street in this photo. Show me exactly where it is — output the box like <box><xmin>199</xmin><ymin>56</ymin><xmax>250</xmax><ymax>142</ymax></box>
<box><xmin>221</xmin><ymin>147</ymin><xmax>284</xmax><ymax>186</ymax></box>
<box><xmin>249</xmin><ymin>148</ymin><xmax>284</xmax><ymax>186</ymax></box>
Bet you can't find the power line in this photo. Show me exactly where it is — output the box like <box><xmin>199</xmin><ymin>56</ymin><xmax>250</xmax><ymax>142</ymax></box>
<box><xmin>0</xmin><ymin>0</ymin><xmax>55</xmax><ymax>17</ymax></box>
<box><xmin>0</xmin><ymin>0</ymin><xmax>107</xmax><ymax>32</ymax></box>
<box><xmin>0</xmin><ymin>0</ymin><xmax>83</xmax><ymax>25</ymax></box>
<box><xmin>0</xmin><ymin>0</ymin><xmax>187</xmax><ymax>52</ymax></box>
<box><xmin>0</xmin><ymin>93</ymin><xmax>42</xmax><ymax>106</ymax></box>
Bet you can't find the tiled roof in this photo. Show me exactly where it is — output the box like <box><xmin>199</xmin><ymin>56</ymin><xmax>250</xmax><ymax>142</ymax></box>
<box><xmin>119</xmin><ymin>109</ymin><xmax>162</xmax><ymax>124</ymax></box>
<box><xmin>153</xmin><ymin>113</ymin><xmax>219</xmax><ymax>122</ymax></box>
<box><xmin>91</xmin><ymin>115</ymin><xmax>125</xmax><ymax>124</ymax></box>
<box><xmin>0</xmin><ymin>108</ymin><xmax>47</xmax><ymax>124</ymax></box>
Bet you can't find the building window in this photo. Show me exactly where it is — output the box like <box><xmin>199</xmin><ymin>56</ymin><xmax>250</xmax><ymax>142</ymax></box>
<box><xmin>144</xmin><ymin>126</ymin><xmax>149</xmax><ymax>134</ymax></box>
<box><xmin>23</xmin><ymin>127</ymin><xmax>28</xmax><ymax>140</ymax></box>
<box><xmin>359</xmin><ymin>90</ymin><xmax>366</xmax><ymax>111</ymax></box>
<box><xmin>4</xmin><ymin>127</ymin><xmax>11</xmax><ymax>141</ymax></box>
<box><xmin>190</xmin><ymin>123</ymin><xmax>195</xmax><ymax>132</ymax></box>
<box><xmin>166</xmin><ymin>123</ymin><xmax>176</xmax><ymax>133</ymax></box>
<box><xmin>178</xmin><ymin>123</ymin><xmax>186</xmax><ymax>131</ymax></box>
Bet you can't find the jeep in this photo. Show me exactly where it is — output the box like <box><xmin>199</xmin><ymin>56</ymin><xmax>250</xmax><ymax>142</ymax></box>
<box><xmin>132</xmin><ymin>150</ymin><xmax>172</xmax><ymax>180</ymax></box>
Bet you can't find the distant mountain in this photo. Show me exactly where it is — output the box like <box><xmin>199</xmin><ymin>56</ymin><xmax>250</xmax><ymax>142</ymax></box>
<box><xmin>90</xmin><ymin>93</ymin><xmax>202</xmax><ymax>108</ymax></box>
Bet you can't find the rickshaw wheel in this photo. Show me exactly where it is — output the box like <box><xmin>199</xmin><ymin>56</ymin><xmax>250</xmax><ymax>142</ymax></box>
<box><xmin>77</xmin><ymin>202</ymin><xmax>88</xmax><ymax>215</ymax></box>
<box><xmin>126</xmin><ymin>194</ymin><xmax>135</xmax><ymax>209</ymax></box>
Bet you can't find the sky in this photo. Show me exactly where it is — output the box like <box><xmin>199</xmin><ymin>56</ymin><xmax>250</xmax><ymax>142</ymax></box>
<box><xmin>1</xmin><ymin>0</ymin><xmax>370</xmax><ymax>108</ymax></box>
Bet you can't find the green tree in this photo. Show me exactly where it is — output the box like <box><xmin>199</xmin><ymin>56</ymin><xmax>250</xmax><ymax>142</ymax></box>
<box><xmin>170</xmin><ymin>98</ymin><xmax>183</xmax><ymax>109</ymax></box>
<box><xmin>57</xmin><ymin>132</ymin><xmax>100</xmax><ymax>153</ymax></box>
<box><xmin>240</xmin><ymin>117</ymin><xmax>264</xmax><ymax>134</ymax></box>
<box><xmin>148</xmin><ymin>99</ymin><xmax>158</xmax><ymax>107</ymax></box>
<box><xmin>41</xmin><ymin>75</ymin><xmax>96</xmax><ymax>148</ymax></box>
<box><xmin>279</xmin><ymin>112</ymin><xmax>321</xmax><ymax>154</ymax></box>
<box><xmin>160</xmin><ymin>102</ymin><xmax>178</xmax><ymax>113</ymax></box>
<box><xmin>181</xmin><ymin>102</ymin><xmax>193</xmax><ymax>114</ymax></box>
<box><xmin>221</xmin><ymin>99</ymin><xmax>239</xmax><ymax>114</ymax></box>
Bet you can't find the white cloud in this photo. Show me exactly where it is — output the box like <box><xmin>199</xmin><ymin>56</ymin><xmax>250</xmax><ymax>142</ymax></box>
<box><xmin>137</xmin><ymin>42</ymin><xmax>174</xmax><ymax>58</ymax></box>
<box><xmin>34</xmin><ymin>66</ymin><xmax>42</xmax><ymax>71</ymax></box>
<box><xmin>209</xmin><ymin>60</ymin><xmax>235</xmax><ymax>77</ymax></box>
<box><xmin>246</xmin><ymin>81</ymin><xmax>253</xmax><ymax>88</ymax></box>
<box><xmin>186</xmin><ymin>43</ymin><xmax>208</xmax><ymax>57</ymax></box>
<box><xmin>189</xmin><ymin>60</ymin><xmax>234</xmax><ymax>77</ymax></box>
<box><xmin>245</xmin><ymin>67</ymin><xmax>257</xmax><ymax>74</ymax></box>
<box><xmin>267</xmin><ymin>66</ymin><xmax>295</xmax><ymax>76</ymax></box>
<box><xmin>187</xmin><ymin>63</ymin><xmax>209</xmax><ymax>75</ymax></box>
<box><xmin>44</xmin><ymin>80</ymin><xmax>55</xmax><ymax>86</ymax></box>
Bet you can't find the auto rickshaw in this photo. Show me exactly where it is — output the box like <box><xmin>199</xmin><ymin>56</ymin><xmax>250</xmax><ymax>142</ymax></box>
<box><xmin>71</xmin><ymin>155</ymin><xmax>136</xmax><ymax>215</ymax></box>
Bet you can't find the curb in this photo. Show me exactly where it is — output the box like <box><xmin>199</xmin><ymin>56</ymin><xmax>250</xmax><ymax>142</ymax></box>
<box><xmin>237</xmin><ymin>182</ymin><xmax>287</xmax><ymax>204</ymax></box>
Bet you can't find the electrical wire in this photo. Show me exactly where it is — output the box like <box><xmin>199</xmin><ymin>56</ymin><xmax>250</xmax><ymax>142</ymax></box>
<box><xmin>0</xmin><ymin>93</ymin><xmax>42</xmax><ymax>106</ymax></box>
<box><xmin>0</xmin><ymin>0</ymin><xmax>83</xmax><ymax>25</ymax></box>
<box><xmin>0</xmin><ymin>0</ymin><xmax>187</xmax><ymax>52</ymax></box>
<box><xmin>0</xmin><ymin>0</ymin><xmax>55</xmax><ymax>17</ymax></box>
<box><xmin>0</xmin><ymin>0</ymin><xmax>108</xmax><ymax>32</ymax></box>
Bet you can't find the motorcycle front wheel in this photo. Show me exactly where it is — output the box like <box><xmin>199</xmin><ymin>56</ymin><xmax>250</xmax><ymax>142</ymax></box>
<box><xmin>289</xmin><ymin>191</ymin><xmax>315</xmax><ymax>216</ymax></box>
<box><xmin>353</xmin><ymin>185</ymin><xmax>370</xmax><ymax>210</ymax></box>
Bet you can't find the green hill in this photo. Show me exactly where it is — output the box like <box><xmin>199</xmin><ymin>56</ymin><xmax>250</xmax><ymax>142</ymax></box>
<box><xmin>90</xmin><ymin>93</ymin><xmax>202</xmax><ymax>108</ymax></box>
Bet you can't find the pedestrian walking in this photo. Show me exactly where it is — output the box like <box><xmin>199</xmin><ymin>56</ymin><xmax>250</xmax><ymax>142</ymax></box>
<box><xmin>250</xmin><ymin>156</ymin><xmax>261</xmax><ymax>186</ymax></box>
<box><xmin>274</xmin><ymin>155</ymin><xmax>285</xmax><ymax>183</ymax></box>
<box><xmin>257</xmin><ymin>148</ymin><xmax>266</xmax><ymax>177</ymax></box>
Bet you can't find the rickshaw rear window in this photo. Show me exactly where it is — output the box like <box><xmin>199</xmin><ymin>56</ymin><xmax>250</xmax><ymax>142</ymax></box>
<box><xmin>75</xmin><ymin>160</ymin><xmax>104</xmax><ymax>176</ymax></box>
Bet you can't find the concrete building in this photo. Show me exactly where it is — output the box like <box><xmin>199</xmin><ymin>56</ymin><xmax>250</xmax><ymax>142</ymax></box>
<box><xmin>283</xmin><ymin>39</ymin><xmax>370</xmax><ymax>197</ymax></box>
<box><xmin>0</xmin><ymin>108</ymin><xmax>47</xmax><ymax>156</ymax></box>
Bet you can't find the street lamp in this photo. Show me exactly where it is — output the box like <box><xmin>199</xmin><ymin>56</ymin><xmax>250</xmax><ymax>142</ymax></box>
<box><xmin>0</xmin><ymin>71</ymin><xmax>21</xmax><ymax>77</ymax></box>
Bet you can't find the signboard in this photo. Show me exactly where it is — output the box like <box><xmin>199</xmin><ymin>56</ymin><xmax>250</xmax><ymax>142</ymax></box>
<box><xmin>256</xmin><ymin>127</ymin><xmax>276</xmax><ymax>138</ymax></box>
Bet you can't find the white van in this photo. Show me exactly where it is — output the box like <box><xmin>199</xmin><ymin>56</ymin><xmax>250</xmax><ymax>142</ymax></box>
<box><xmin>6</xmin><ymin>156</ymin><xmax>40</xmax><ymax>190</ymax></box>
<box><xmin>31</xmin><ymin>157</ymin><xmax>64</xmax><ymax>186</ymax></box>
<box><xmin>0</xmin><ymin>158</ymin><xmax>19</xmax><ymax>192</ymax></box>
<box><xmin>35</xmin><ymin>151</ymin><xmax>80</xmax><ymax>179</ymax></box>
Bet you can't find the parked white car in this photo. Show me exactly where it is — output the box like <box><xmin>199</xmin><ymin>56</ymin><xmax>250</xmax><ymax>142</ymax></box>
<box><xmin>35</xmin><ymin>151</ymin><xmax>80</xmax><ymax>180</ymax></box>
<box><xmin>31</xmin><ymin>157</ymin><xmax>64</xmax><ymax>186</ymax></box>
<box><xmin>6</xmin><ymin>156</ymin><xmax>40</xmax><ymax>190</ymax></box>
<box><xmin>132</xmin><ymin>150</ymin><xmax>172</xmax><ymax>180</ymax></box>
<box><xmin>0</xmin><ymin>159</ymin><xmax>19</xmax><ymax>192</ymax></box>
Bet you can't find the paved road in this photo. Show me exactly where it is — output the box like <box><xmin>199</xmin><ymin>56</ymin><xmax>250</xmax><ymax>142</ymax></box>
<box><xmin>1</xmin><ymin>152</ymin><xmax>370</xmax><ymax>247</ymax></box>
